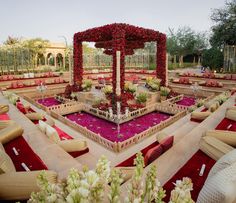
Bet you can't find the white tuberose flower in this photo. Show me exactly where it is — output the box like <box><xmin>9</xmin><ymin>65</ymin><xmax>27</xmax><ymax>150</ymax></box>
<box><xmin>85</xmin><ymin>170</ymin><xmax>99</xmax><ymax>186</ymax></box>
<box><xmin>78</xmin><ymin>187</ymin><xmax>89</xmax><ymax>198</ymax></box>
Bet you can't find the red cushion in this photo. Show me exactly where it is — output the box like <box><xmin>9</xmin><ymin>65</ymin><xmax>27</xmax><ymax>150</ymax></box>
<box><xmin>232</xmin><ymin>74</ymin><xmax>236</xmax><ymax>80</ymax></box>
<box><xmin>144</xmin><ymin>144</ymin><xmax>163</xmax><ymax>166</ymax></box>
<box><xmin>11</xmin><ymin>82</ymin><xmax>18</xmax><ymax>88</ymax></box>
<box><xmin>160</xmin><ymin>136</ymin><xmax>174</xmax><ymax>152</ymax></box>
<box><xmin>16</xmin><ymin>102</ymin><xmax>27</xmax><ymax>114</ymax></box>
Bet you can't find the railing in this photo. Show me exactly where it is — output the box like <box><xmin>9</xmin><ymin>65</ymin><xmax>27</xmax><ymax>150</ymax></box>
<box><xmin>161</xmin><ymin>94</ymin><xmax>184</xmax><ymax>104</ymax></box>
<box><xmin>48</xmin><ymin>102</ymin><xmax>82</xmax><ymax>115</ymax></box>
<box><xmin>49</xmin><ymin>102</ymin><xmax>187</xmax><ymax>152</ymax></box>
<box><xmin>82</xmin><ymin>103</ymin><xmax>157</xmax><ymax>124</ymax></box>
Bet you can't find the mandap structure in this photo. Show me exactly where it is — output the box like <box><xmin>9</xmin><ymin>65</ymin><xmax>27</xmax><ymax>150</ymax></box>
<box><xmin>73</xmin><ymin>23</ymin><xmax>167</xmax><ymax>97</ymax></box>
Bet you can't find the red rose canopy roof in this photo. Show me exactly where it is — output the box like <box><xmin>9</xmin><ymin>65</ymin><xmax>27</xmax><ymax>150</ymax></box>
<box><xmin>74</xmin><ymin>23</ymin><xmax>163</xmax><ymax>43</ymax></box>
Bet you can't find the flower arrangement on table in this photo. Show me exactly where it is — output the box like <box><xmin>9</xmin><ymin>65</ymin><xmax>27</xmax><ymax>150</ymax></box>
<box><xmin>204</xmin><ymin>80</ymin><xmax>223</xmax><ymax>88</ymax></box>
<box><xmin>215</xmin><ymin>93</ymin><xmax>229</xmax><ymax>105</ymax></box>
<box><xmin>145</xmin><ymin>77</ymin><xmax>161</xmax><ymax>91</ymax></box>
<box><xmin>102</xmin><ymin>85</ymin><xmax>113</xmax><ymax>96</ymax></box>
<box><xmin>28</xmin><ymin>153</ymin><xmax>194</xmax><ymax>203</ymax></box>
<box><xmin>160</xmin><ymin>86</ymin><xmax>171</xmax><ymax>101</ymax></box>
<box><xmin>82</xmin><ymin>79</ymin><xmax>92</xmax><ymax>91</ymax></box>
<box><xmin>124</xmin><ymin>82</ymin><xmax>137</xmax><ymax>94</ymax></box>
<box><xmin>70</xmin><ymin>92</ymin><xmax>77</xmax><ymax>101</ymax></box>
<box><xmin>167</xmin><ymin>91</ymin><xmax>180</xmax><ymax>99</ymax></box>
<box><xmin>64</xmin><ymin>84</ymin><xmax>80</xmax><ymax>98</ymax></box>
<box><xmin>203</xmin><ymin>72</ymin><xmax>215</xmax><ymax>78</ymax></box>
<box><xmin>196</xmin><ymin>98</ymin><xmax>204</xmax><ymax>107</ymax></box>
<box><xmin>178</xmin><ymin>77</ymin><xmax>192</xmax><ymax>85</ymax></box>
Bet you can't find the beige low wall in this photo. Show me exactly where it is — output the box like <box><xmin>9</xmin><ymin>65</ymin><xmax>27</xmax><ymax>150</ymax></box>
<box><xmin>49</xmin><ymin>102</ymin><xmax>186</xmax><ymax>152</ymax></box>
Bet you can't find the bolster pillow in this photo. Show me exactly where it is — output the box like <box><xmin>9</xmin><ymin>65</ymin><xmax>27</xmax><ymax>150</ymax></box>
<box><xmin>0</xmin><ymin>122</ymin><xmax>23</xmax><ymax>144</ymax></box>
<box><xmin>0</xmin><ymin>105</ymin><xmax>9</xmax><ymax>115</ymax></box>
<box><xmin>200</xmin><ymin>136</ymin><xmax>234</xmax><ymax>161</ymax></box>
<box><xmin>58</xmin><ymin>139</ymin><xmax>87</xmax><ymax>152</ymax></box>
<box><xmin>205</xmin><ymin>130</ymin><xmax>236</xmax><ymax>147</ymax></box>
<box><xmin>225</xmin><ymin>109</ymin><xmax>236</xmax><ymax>121</ymax></box>
<box><xmin>0</xmin><ymin>170</ymin><xmax>57</xmax><ymax>200</ymax></box>
<box><xmin>191</xmin><ymin>111</ymin><xmax>211</xmax><ymax>121</ymax></box>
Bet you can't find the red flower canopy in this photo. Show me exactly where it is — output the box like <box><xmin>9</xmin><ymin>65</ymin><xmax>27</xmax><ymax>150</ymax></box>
<box><xmin>73</xmin><ymin>23</ymin><xmax>167</xmax><ymax>94</ymax></box>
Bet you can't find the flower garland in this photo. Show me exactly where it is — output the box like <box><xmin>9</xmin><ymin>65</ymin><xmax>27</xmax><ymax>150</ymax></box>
<box><xmin>156</xmin><ymin>33</ymin><xmax>167</xmax><ymax>86</ymax></box>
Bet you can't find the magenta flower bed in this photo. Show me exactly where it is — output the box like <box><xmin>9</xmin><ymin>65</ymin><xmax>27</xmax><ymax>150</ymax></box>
<box><xmin>65</xmin><ymin>111</ymin><xmax>171</xmax><ymax>142</ymax></box>
<box><xmin>37</xmin><ymin>97</ymin><xmax>61</xmax><ymax>107</ymax></box>
<box><xmin>176</xmin><ymin>96</ymin><xmax>196</xmax><ymax>107</ymax></box>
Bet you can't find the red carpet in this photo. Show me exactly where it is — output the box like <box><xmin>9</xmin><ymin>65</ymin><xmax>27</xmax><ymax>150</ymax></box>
<box><xmin>163</xmin><ymin>150</ymin><xmax>216</xmax><ymax>202</ymax></box>
<box><xmin>4</xmin><ymin>136</ymin><xmax>48</xmax><ymax>171</ymax></box>
<box><xmin>54</xmin><ymin>126</ymin><xmax>73</xmax><ymax>140</ymax></box>
<box><xmin>215</xmin><ymin>118</ymin><xmax>236</xmax><ymax>131</ymax></box>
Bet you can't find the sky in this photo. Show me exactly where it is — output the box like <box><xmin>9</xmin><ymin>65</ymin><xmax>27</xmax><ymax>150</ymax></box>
<box><xmin>0</xmin><ymin>0</ymin><xmax>226</xmax><ymax>45</ymax></box>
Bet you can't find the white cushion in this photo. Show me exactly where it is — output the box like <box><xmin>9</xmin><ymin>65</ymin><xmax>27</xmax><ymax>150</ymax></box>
<box><xmin>197</xmin><ymin>162</ymin><xmax>236</xmax><ymax>203</ymax></box>
<box><xmin>38</xmin><ymin>120</ymin><xmax>47</xmax><ymax>133</ymax></box>
<box><xmin>45</xmin><ymin>125</ymin><xmax>60</xmax><ymax>143</ymax></box>
<box><xmin>206</xmin><ymin>130</ymin><xmax>236</xmax><ymax>147</ymax></box>
<box><xmin>208</xmin><ymin>149</ymin><xmax>236</xmax><ymax>180</ymax></box>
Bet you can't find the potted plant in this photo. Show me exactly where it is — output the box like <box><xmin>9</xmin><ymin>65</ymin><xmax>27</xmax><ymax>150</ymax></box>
<box><xmin>145</xmin><ymin>77</ymin><xmax>160</xmax><ymax>91</ymax></box>
<box><xmin>102</xmin><ymin>85</ymin><xmax>113</xmax><ymax>96</ymax></box>
<box><xmin>82</xmin><ymin>79</ymin><xmax>92</xmax><ymax>92</ymax></box>
<box><xmin>124</xmin><ymin>82</ymin><xmax>137</xmax><ymax>94</ymax></box>
<box><xmin>70</xmin><ymin>92</ymin><xmax>77</xmax><ymax>101</ymax></box>
<box><xmin>136</xmin><ymin>92</ymin><xmax>148</xmax><ymax>105</ymax></box>
<box><xmin>160</xmin><ymin>86</ymin><xmax>170</xmax><ymax>101</ymax></box>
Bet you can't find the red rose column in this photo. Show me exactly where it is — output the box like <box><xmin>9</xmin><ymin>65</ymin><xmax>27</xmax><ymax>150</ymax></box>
<box><xmin>73</xmin><ymin>35</ymin><xmax>83</xmax><ymax>90</ymax></box>
<box><xmin>156</xmin><ymin>33</ymin><xmax>167</xmax><ymax>86</ymax></box>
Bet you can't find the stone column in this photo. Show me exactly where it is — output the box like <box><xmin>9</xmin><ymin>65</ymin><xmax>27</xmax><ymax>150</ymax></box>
<box><xmin>54</xmin><ymin>55</ymin><xmax>57</xmax><ymax>67</ymax></box>
<box><xmin>112</xmin><ymin>30</ymin><xmax>125</xmax><ymax>97</ymax></box>
<box><xmin>116</xmin><ymin>51</ymin><xmax>121</xmax><ymax>96</ymax></box>
<box><xmin>44</xmin><ymin>55</ymin><xmax>47</xmax><ymax>65</ymax></box>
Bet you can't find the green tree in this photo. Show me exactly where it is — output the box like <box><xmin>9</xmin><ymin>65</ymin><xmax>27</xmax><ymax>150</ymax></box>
<box><xmin>3</xmin><ymin>36</ymin><xmax>21</xmax><ymax>46</ymax></box>
<box><xmin>202</xmin><ymin>47</ymin><xmax>223</xmax><ymax>71</ymax></box>
<box><xmin>2</xmin><ymin>36</ymin><xmax>23</xmax><ymax>73</ymax></box>
<box><xmin>167</xmin><ymin>28</ymin><xmax>179</xmax><ymax>68</ymax></box>
<box><xmin>167</xmin><ymin>26</ymin><xmax>198</xmax><ymax>67</ymax></box>
<box><xmin>210</xmin><ymin>0</ymin><xmax>236</xmax><ymax>47</ymax></box>
<box><xmin>176</xmin><ymin>26</ymin><xmax>196</xmax><ymax>67</ymax></box>
<box><xmin>22</xmin><ymin>38</ymin><xmax>49</xmax><ymax>69</ymax></box>
<box><xmin>193</xmin><ymin>32</ymin><xmax>209</xmax><ymax>65</ymax></box>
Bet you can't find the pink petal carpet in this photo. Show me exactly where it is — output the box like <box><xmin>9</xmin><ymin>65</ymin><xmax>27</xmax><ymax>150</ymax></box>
<box><xmin>176</xmin><ymin>96</ymin><xmax>196</xmax><ymax>106</ymax></box>
<box><xmin>37</xmin><ymin>97</ymin><xmax>61</xmax><ymax>107</ymax></box>
<box><xmin>65</xmin><ymin>111</ymin><xmax>171</xmax><ymax>142</ymax></box>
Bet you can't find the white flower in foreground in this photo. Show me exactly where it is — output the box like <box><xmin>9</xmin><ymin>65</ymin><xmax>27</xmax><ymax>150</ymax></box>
<box><xmin>78</xmin><ymin>187</ymin><xmax>90</xmax><ymax>198</ymax></box>
<box><xmin>133</xmin><ymin>198</ymin><xmax>141</xmax><ymax>203</ymax></box>
<box><xmin>85</xmin><ymin>170</ymin><xmax>99</xmax><ymax>187</ymax></box>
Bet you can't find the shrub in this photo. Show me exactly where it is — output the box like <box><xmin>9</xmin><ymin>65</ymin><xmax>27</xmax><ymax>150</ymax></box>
<box><xmin>136</xmin><ymin>92</ymin><xmax>148</xmax><ymax>104</ymax></box>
